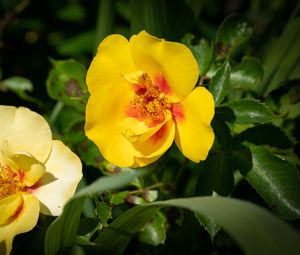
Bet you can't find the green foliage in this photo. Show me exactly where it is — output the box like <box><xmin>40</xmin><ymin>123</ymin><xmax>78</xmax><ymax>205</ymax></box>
<box><xmin>216</xmin><ymin>99</ymin><xmax>274</xmax><ymax>124</ymax></box>
<box><xmin>46</xmin><ymin>59</ymin><xmax>88</xmax><ymax>112</ymax></box>
<box><xmin>2</xmin><ymin>1</ymin><xmax>300</xmax><ymax>255</ymax></box>
<box><xmin>234</xmin><ymin>146</ymin><xmax>300</xmax><ymax>219</ymax></box>
<box><xmin>216</xmin><ymin>14</ymin><xmax>253</xmax><ymax>56</ymax></box>
<box><xmin>208</xmin><ymin>60</ymin><xmax>231</xmax><ymax>105</ymax></box>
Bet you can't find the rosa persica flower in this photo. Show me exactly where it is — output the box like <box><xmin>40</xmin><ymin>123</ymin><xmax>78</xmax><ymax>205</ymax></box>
<box><xmin>85</xmin><ymin>31</ymin><xmax>214</xmax><ymax>167</ymax></box>
<box><xmin>0</xmin><ymin>106</ymin><xmax>82</xmax><ymax>255</ymax></box>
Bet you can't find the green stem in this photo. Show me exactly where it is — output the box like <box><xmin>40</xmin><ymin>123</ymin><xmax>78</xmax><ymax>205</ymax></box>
<box><xmin>94</xmin><ymin>0</ymin><xmax>115</xmax><ymax>53</ymax></box>
<box><xmin>49</xmin><ymin>101</ymin><xmax>64</xmax><ymax>125</ymax></box>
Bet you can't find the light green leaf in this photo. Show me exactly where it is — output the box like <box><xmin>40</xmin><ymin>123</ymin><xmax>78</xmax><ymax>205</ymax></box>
<box><xmin>208</xmin><ymin>60</ymin><xmax>231</xmax><ymax>105</ymax></box>
<box><xmin>182</xmin><ymin>34</ymin><xmax>213</xmax><ymax>75</ymax></box>
<box><xmin>1</xmin><ymin>76</ymin><xmax>40</xmax><ymax>104</ymax></box>
<box><xmin>46</xmin><ymin>59</ymin><xmax>88</xmax><ymax>112</ymax></box>
<box><xmin>230</xmin><ymin>56</ymin><xmax>263</xmax><ymax>91</ymax></box>
<box><xmin>96</xmin><ymin>201</ymin><xmax>112</xmax><ymax>227</ymax></box>
<box><xmin>216</xmin><ymin>99</ymin><xmax>274</xmax><ymax>124</ymax></box>
<box><xmin>195</xmin><ymin>212</ymin><xmax>220</xmax><ymax>242</ymax></box>
<box><xmin>234</xmin><ymin>146</ymin><xmax>300</xmax><ymax>219</ymax></box>
<box><xmin>138</xmin><ymin>211</ymin><xmax>167</xmax><ymax>246</ymax></box>
<box><xmin>216</xmin><ymin>14</ymin><xmax>253</xmax><ymax>56</ymax></box>
<box><xmin>95</xmin><ymin>196</ymin><xmax>300</xmax><ymax>255</ymax></box>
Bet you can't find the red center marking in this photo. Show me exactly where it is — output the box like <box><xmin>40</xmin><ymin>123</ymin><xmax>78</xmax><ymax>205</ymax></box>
<box><xmin>151</xmin><ymin>123</ymin><xmax>168</xmax><ymax>144</ymax></box>
<box><xmin>154</xmin><ymin>75</ymin><xmax>171</xmax><ymax>95</ymax></box>
<box><xmin>171</xmin><ymin>104</ymin><xmax>185</xmax><ymax>122</ymax></box>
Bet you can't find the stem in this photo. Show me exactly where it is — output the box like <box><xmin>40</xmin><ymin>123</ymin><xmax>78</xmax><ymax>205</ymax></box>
<box><xmin>49</xmin><ymin>101</ymin><xmax>64</xmax><ymax>125</ymax></box>
<box><xmin>128</xmin><ymin>182</ymin><xmax>165</xmax><ymax>195</ymax></box>
<box><xmin>94</xmin><ymin>0</ymin><xmax>115</xmax><ymax>53</ymax></box>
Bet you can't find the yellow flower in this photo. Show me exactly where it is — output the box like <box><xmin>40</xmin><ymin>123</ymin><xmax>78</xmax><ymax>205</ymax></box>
<box><xmin>85</xmin><ymin>31</ymin><xmax>214</xmax><ymax>167</ymax></box>
<box><xmin>0</xmin><ymin>106</ymin><xmax>82</xmax><ymax>255</ymax></box>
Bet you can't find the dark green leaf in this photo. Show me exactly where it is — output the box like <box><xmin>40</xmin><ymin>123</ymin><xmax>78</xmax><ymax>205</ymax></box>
<box><xmin>130</xmin><ymin>0</ymin><xmax>194</xmax><ymax>40</ymax></box>
<box><xmin>234</xmin><ymin>124</ymin><xmax>294</xmax><ymax>149</ymax></box>
<box><xmin>234</xmin><ymin>146</ymin><xmax>300</xmax><ymax>219</ymax></box>
<box><xmin>230</xmin><ymin>57</ymin><xmax>263</xmax><ymax>91</ymax></box>
<box><xmin>216</xmin><ymin>99</ymin><xmax>274</xmax><ymax>124</ymax></box>
<box><xmin>216</xmin><ymin>14</ymin><xmax>253</xmax><ymax>56</ymax></box>
<box><xmin>45</xmin><ymin>169</ymin><xmax>151</xmax><ymax>255</ymax></box>
<box><xmin>261</xmin><ymin>14</ymin><xmax>300</xmax><ymax>96</ymax></box>
<box><xmin>195</xmin><ymin>212</ymin><xmax>220</xmax><ymax>242</ymax></box>
<box><xmin>45</xmin><ymin>197</ymin><xmax>86</xmax><ymax>255</ymax></box>
<box><xmin>182</xmin><ymin>34</ymin><xmax>213</xmax><ymax>75</ymax></box>
<box><xmin>138</xmin><ymin>211</ymin><xmax>167</xmax><ymax>246</ymax></box>
<box><xmin>46</xmin><ymin>59</ymin><xmax>88</xmax><ymax>112</ymax></box>
<box><xmin>95</xmin><ymin>197</ymin><xmax>300</xmax><ymax>255</ymax></box>
<box><xmin>208</xmin><ymin>60</ymin><xmax>231</xmax><ymax>105</ymax></box>
<box><xmin>196</xmin><ymin>152</ymin><xmax>234</xmax><ymax>196</ymax></box>
<box><xmin>212</xmin><ymin>114</ymin><xmax>233</xmax><ymax>148</ymax></box>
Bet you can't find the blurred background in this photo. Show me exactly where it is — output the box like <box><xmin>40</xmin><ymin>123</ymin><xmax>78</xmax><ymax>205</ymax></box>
<box><xmin>0</xmin><ymin>0</ymin><xmax>298</xmax><ymax>107</ymax></box>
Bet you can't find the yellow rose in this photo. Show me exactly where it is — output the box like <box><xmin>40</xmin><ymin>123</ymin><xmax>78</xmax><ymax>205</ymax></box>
<box><xmin>85</xmin><ymin>31</ymin><xmax>214</xmax><ymax>167</ymax></box>
<box><xmin>0</xmin><ymin>106</ymin><xmax>82</xmax><ymax>255</ymax></box>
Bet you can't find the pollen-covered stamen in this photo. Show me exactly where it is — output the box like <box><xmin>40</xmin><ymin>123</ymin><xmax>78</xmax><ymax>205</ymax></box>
<box><xmin>128</xmin><ymin>77</ymin><xmax>171</xmax><ymax>127</ymax></box>
<box><xmin>0</xmin><ymin>164</ymin><xmax>25</xmax><ymax>200</ymax></box>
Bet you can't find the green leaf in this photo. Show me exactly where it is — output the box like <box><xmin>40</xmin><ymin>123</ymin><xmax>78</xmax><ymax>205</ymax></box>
<box><xmin>1</xmin><ymin>76</ymin><xmax>40</xmax><ymax>104</ymax></box>
<box><xmin>96</xmin><ymin>201</ymin><xmax>112</xmax><ymax>227</ymax></box>
<box><xmin>95</xmin><ymin>197</ymin><xmax>300</xmax><ymax>255</ymax></box>
<box><xmin>195</xmin><ymin>211</ymin><xmax>220</xmax><ymax>242</ymax></box>
<box><xmin>234</xmin><ymin>124</ymin><xmax>294</xmax><ymax>149</ymax></box>
<box><xmin>211</xmin><ymin>116</ymin><xmax>233</xmax><ymax>148</ymax></box>
<box><xmin>138</xmin><ymin>211</ymin><xmax>167</xmax><ymax>246</ymax></box>
<box><xmin>46</xmin><ymin>59</ymin><xmax>88</xmax><ymax>112</ymax></box>
<box><xmin>234</xmin><ymin>146</ymin><xmax>300</xmax><ymax>219</ymax></box>
<box><xmin>230</xmin><ymin>56</ymin><xmax>264</xmax><ymax>91</ymax></box>
<box><xmin>261</xmin><ymin>13</ymin><xmax>300</xmax><ymax>96</ymax></box>
<box><xmin>208</xmin><ymin>60</ymin><xmax>231</xmax><ymax>105</ymax></box>
<box><xmin>110</xmin><ymin>191</ymin><xmax>129</xmax><ymax>205</ymax></box>
<box><xmin>196</xmin><ymin>152</ymin><xmax>234</xmax><ymax>196</ymax></box>
<box><xmin>182</xmin><ymin>34</ymin><xmax>213</xmax><ymax>75</ymax></box>
<box><xmin>216</xmin><ymin>14</ymin><xmax>253</xmax><ymax>56</ymax></box>
<box><xmin>130</xmin><ymin>0</ymin><xmax>194</xmax><ymax>40</ymax></box>
<box><xmin>45</xmin><ymin>169</ymin><xmax>152</xmax><ymax>255</ymax></box>
<box><xmin>45</xmin><ymin>197</ymin><xmax>86</xmax><ymax>255</ymax></box>
<box><xmin>216</xmin><ymin>99</ymin><xmax>274</xmax><ymax>124</ymax></box>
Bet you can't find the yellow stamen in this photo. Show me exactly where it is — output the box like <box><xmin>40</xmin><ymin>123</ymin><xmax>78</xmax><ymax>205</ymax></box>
<box><xmin>128</xmin><ymin>73</ymin><xmax>171</xmax><ymax>127</ymax></box>
<box><xmin>0</xmin><ymin>164</ymin><xmax>25</xmax><ymax>200</ymax></box>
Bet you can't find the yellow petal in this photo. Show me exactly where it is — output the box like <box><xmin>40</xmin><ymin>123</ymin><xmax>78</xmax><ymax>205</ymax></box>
<box><xmin>174</xmin><ymin>87</ymin><xmax>215</xmax><ymax>162</ymax></box>
<box><xmin>86</xmin><ymin>34</ymin><xmax>136</xmax><ymax>94</ymax></box>
<box><xmin>132</xmin><ymin>119</ymin><xmax>175</xmax><ymax>163</ymax></box>
<box><xmin>85</xmin><ymin>83</ymin><xmax>136</xmax><ymax>167</ymax></box>
<box><xmin>130</xmin><ymin>31</ymin><xmax>199</xmax><ymax>102</ymax></box>
<box><xmin>0</xmin><ymin>106</ymin><xmax>52</xmax><ymax>163</ymax></box>
<box><xmin>33</xmin><ymin>140</ymin><xmax>82</xmax><ymax>216</ymax></box>
<box><xmin>0</xmin><ymin>193</ymin><xmax>39</xmax><ymax>255</ymax></box>
<box><xmin>11</xmin><ymin>153</ymin><xmax>45</xmax><ymax>187</ymax></box>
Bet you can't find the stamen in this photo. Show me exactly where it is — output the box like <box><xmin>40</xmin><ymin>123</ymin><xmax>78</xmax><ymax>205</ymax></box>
<box><xmin>126</xmin><ymin>73</ymin><xmax>172</xmax><ymax>127</ymax></box>
<box><xmin>0</xmin><ymin>164</ymin><xmax>25</xmax><ymax>200</ymax></box>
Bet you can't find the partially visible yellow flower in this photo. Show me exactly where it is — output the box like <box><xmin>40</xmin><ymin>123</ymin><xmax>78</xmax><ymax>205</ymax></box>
<box><xmin>0</xmin><ymin>106</ymin><xmax>82</xmax><ymax>255</ymax></box>
<box><xmin>85</xmin><ymin>31</ymin><xmax>214</xmax><ymax>167</ymax></box>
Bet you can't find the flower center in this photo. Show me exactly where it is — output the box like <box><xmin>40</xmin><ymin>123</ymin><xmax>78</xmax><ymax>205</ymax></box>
<box><xmin>0</xmin><ymin>164</ymin><xmax>25</xmax><ymax>200</ymax></box>
<box><xmin>127</xmin><ymin>73</ymin><xmax>171</xmax><ymax>127</ymax></box>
